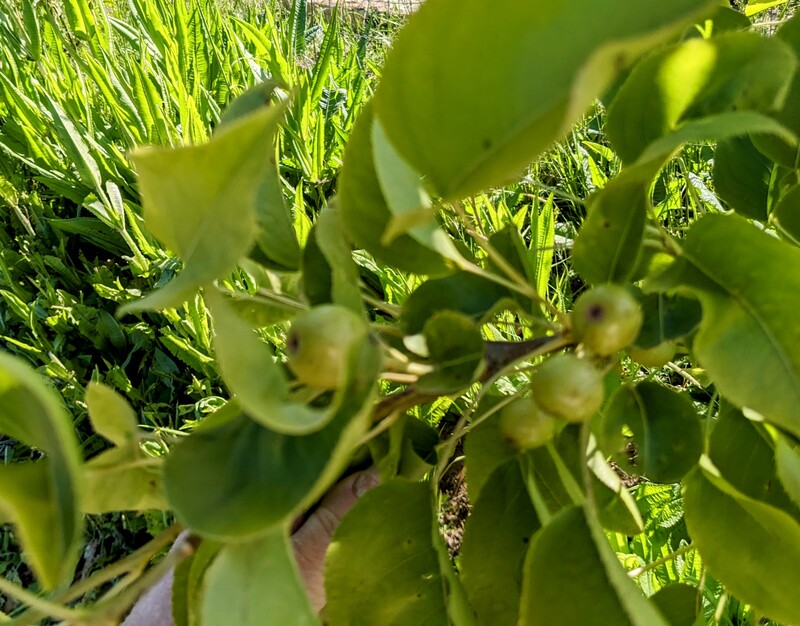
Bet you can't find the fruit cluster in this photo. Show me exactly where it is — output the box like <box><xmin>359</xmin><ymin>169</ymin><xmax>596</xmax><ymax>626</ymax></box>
<box><xmin>500</xmin><ymin>285</ymin><xmax>645</xmax><ymax>449</ymax></box>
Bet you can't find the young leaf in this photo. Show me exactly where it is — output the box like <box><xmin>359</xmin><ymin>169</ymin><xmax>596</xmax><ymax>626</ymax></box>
<box><xmin>202</xmin><ymin>529</ymin><xmax>316</xmax><ymax>626</ymax></box>
<box><xmin>120</xmin><ymin>102</ymin><xmax>288</xmax><ymax>315</ymax></box>
<box><xmin>684</xmin><ymin>463</ymin><xmax>800</xmax><ymax>624</ymax></box>
<box><xmin>0</xmin><ymin>352</ymin><xmax>83</xmax><ymax>590</ymax></box>
<box><xmin>83</xmin><ymin>446</ymin><xmax>167</xmax><ymax>513</ymax></box>
<box><xmin>647</xmin><ymin>214</ymin><xmax>800</xmax><ymax>439</ymax></box>
<box><xmin>375</xmin><ymin>0</ymin><xmax>715</xmax><ymax>198</ymax></box>
<box><xmin>311</xmin><ymin>208</ymin><xmax>363</xmax><ymax>313</ymax></box>
<box><xmin>325</xmin><ymin>479</ymin><xmax>463</xmax><ymax>625</ymax></box>
<box><xmin>460</xmin><ymin>460</ymin><xmax>539</xmax><ymax>625</ymax></box>
<box><xmin>599</xmin><ymin>382</ymin><xmax>702</xmax><ymax>484</ymax></box>
<box><xmin>520</xmin><ymin>505</ymin><xmax>669</xmax><ymax>625</ymax></box>
<box><xmin>372</xmin><ymin>117</ymin><xmax>459</xmax><ymax>265</ymax></box>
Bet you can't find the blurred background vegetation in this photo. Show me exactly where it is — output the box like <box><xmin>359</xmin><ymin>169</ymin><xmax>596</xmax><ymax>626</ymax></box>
<box><xmin>0</xmin><ymin>0</ymin><xmax>796</xmax><ymax>622</ymax></box>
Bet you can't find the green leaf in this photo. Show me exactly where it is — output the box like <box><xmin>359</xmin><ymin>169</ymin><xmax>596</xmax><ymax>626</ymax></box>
<box><xmin>636</xmin><ymin>111</ymin><xmax>795</xmax><ymax>169</ymax></box>
<box><xmin>173</xmin><ymin>539</ymin><xmax>221</xmax><ymax>626</ymax></box>
<box><xmin>416</xmin><ymin>311</ymin><xmax>485</xmax><ymax>394</ymax></box>
<box><xmin>369</xmin><ymin>414</ymin><xmax>439</xmax><ymax>482</ymax></box>
<box><xmin>751</xmin><ymin>13</ymin><xmax>800</xmax><ymax>167</ymax></box>
<box><xmin>684</xmin><ymin>463</ymin><xmax>800</xmax><ymax>624</ymax></box>
<box><xmin>776</xmin><ymin>435</ymin><xmax>800</xmax><ymax>510</ymax></box>
<box><xmin>372</xmin><ymin>118</ymin><xmax>460</xmax><ymax>265</ymax></box>
<box><xmin>554</xmin><ymin>424</ymin><xmax>644</xmax><ymax>535</ymax></box>
<box><xmin>207</xmin><ymin>288</ymin><xmax>340</xmax><ymax>435</ymax></box>
<box><xmin>772</xmin><ymin>184</ymin><xmax>800</xmax><ymax>244</ymax></box>
<box><xmin>460</xmin><ymin>460</ymin><xmax>539</xmax><ymax>625</ymax></box>
<box><xmin>83</xmin><ymin>447</ymin><xmax>167</xmax><ymax>513</ymax></box>
<box><xmin>85</xmin><ymin>381</ymin><xmax>138</xmax><ymax>448</ymax></box>
<box><xmin>633</xmin><ymin>292</ymin><xmax>702</xmax><ymax>349</ymax></box>
<box><xmin>202</xmin><ymin>529</ymin><xmax>316</xmax><ymax>626</ymax></box>
<box><xmin>164</xmin><ymin>335</ymin><xmax>381</xmax><ymax>539</ymax></box>
<box><xmin>709</xmin><ymin>402</ymin><xmax>796</xmax><ymax>512</ymax></box>
<box><xmin>572</xmin><ymin>169</ymin><xmax>649</xmax><ymax>285</ymax></box>
<box><xmin>487</xmin><ymin>225</ymin><xmax>538</xmax><ymax>315</ymax></box>
<box><xmin>338</xmin><ymin>103</ymin><xmax>451</xmax><ymax>276</ymax></box>
<box><xmin>712</xmin><ymin>135</ymin><xmax>772</xmax><ymax>221</ymax></box>
<box><xmin>608</xmin><ymin>33</ymin><xmax>796</xmax><ymax>164</ymax></box>
<box><xmin>0</xmin><ymin>352</ymin><xmax>83</xmax><ymax>589</ymax></box>
<box><xmin>311</xmin><ymin>208</ymin><xmax>363</xmax><ymax>313</ymax></box>
<box><xmin>530</xmin><ymin>194</ymin><xmax>556</xmax><ymax>300</ymax></box>
<box><xmin>464</xmin><ymin>396</ymin><xmax>516</xmax><ymax>499</ymax></box>
<box><xmin>120</xmin><ymin>102</ymin><xmax>288</xmax><ymax>315</ymax></box>
<box><xmin>650</xmin><ymin>584</ymin><xmax>699</xmax><ymax>626</ymax></box>
<box><xmin>325</xmin><ymin>480</ymin><xmax>461</xmax><ymax>625</ymax></box>
<box><xmin>599</xmin><ymin>382</ymin><xmax>702</xmax><ymax>484</ymax></box>
<box><xmin>520</xmin><ymin>505</ymin><xmax>668</xmax><ymax>626</ymax></box>
<box><xmin>402</xmin><ymin>271</ymin><xmax>512</xmax><ymax>335</ymax></box>
<box><xmin>300</xmin><ymin>221</ymin><xmax>335</xmax><ymax>306</ymax></box>
<box><xmin>375</xmin><ymin>0</ymin><xmax>714</xmax><ymax>198</ymax></box>
<box><xmin>647</xmin><ymin>214</ymin><xmax>800</xmax><ymax>438</ymax></box>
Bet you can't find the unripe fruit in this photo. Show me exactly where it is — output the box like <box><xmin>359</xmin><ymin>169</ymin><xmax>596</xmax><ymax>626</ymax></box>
<box><xmin>499</xmin><ymin>397</ymin><xmax>556</xmax><ymax>449</ymax></box>
<box><xmin>571</xmin><ymin>285</ymin><xmax>643</xmax><ymax>356</ymax></box>
<box><xmin>286</xmin><ymin>305</ymin><xmax>367</xmax><ymax>389</ymax></box>
<box><xmin>628</xmin><ymin>341</ymin><xmax>676</xmax><ymax>369</ymax></box>
<box><xmin>530</xmin><ymin>354</ymin><xmax>604</xmax><ymax>423</ymax></box>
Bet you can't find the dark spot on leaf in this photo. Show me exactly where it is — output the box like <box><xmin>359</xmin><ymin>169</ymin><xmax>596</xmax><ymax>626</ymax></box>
<box><xmin>482</xmin><ymin>138</ymin><xmax>492</xmax><ymax>150</ymax></box>
<box><xmin>602</xmin><ymin>220</ymin><xmax>611</xmax><ymax>229</ymax></box>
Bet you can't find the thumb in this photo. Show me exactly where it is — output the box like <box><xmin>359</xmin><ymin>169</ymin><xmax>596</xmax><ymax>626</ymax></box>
<box><xmin>291</xmin><ymin>468</ymin><xmax>380</xmax><ymax>612</ymax></box>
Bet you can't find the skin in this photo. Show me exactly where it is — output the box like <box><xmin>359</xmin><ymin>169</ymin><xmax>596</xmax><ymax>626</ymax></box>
<box><xmin>122</xmin><ymin>468</ymin><xmax>380</xmax><ymax>625</ymax></box>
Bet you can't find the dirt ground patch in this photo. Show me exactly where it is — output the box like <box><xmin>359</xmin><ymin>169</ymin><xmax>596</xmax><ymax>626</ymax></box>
<box><xmin>309</xmin><ymin>0</ymin><xmax>422</xmax><ymax>13</ymax></box>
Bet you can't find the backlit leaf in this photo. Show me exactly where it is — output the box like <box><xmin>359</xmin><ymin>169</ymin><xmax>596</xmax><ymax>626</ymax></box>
<box><xmin>120</xmin><ymin>103</ymin><xmax>288</xmax><ymax>315</ymax></box>
<box><xmin>375</xmin><ymin>0</ymin><xmax>715</xmax><ymax>198</ymax></box>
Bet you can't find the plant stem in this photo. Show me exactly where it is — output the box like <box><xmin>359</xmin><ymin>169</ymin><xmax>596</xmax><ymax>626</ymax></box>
<box><xmin>8</xmin><ymin>523</ymin><xmax>183</xmax><ymax>626</ymax></box>
<box><xmin>85</xmin><ymin>536</ymin><xmax>197</xmax><ymax>625</ymax></box>
<box><xmin>0</xmin><ymin>580</ymin><xmax>87</xmax><ymax>624</ymax></box>
<box><xmin>627</xmin><ymin>543</ymin><xmax>695</xmax><ymax>579</ymax></box>
<box><xmin>431</xmin><ymin>335</ymin><xmax>570</xmax><ymax>485</ymax></box>
<box><xmin>59</xmin><ymin>522</ymin><xmax>184</xmax><ymax>605</ymax></box>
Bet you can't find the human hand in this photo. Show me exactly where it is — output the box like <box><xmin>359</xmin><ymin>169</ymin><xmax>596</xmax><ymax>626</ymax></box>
<box><xmin>122</xmin><ymin>468</ymin><xmax>380</xmax><ymax>625</ymax></box>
